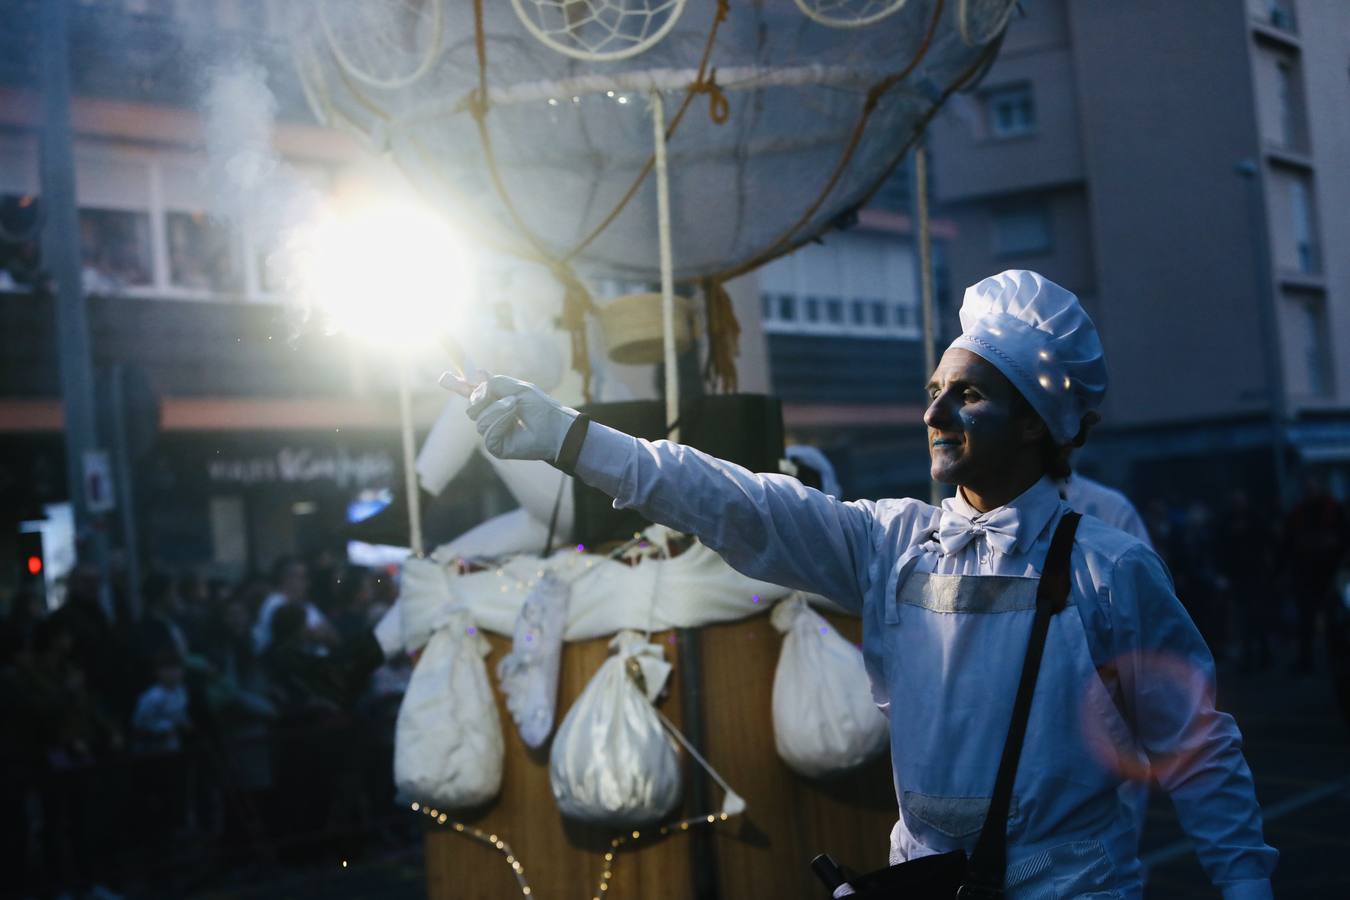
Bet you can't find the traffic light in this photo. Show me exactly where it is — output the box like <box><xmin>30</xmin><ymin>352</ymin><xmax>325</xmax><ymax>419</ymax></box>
<box><xmin>17</xmin><ymin>529</ymin><xmax>44</xmax><ymax>585</ymax></box>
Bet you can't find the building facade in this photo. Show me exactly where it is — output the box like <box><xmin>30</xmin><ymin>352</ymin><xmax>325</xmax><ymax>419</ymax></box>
<box><xmin>0</xmin><ymin>0</ymin><xmax>514</xmax><ymax>588</ymax></box>
<box><xmin>926</xmin><ymin>0</ymin><xmax>1350</xmax><ymax>508</ymax></box>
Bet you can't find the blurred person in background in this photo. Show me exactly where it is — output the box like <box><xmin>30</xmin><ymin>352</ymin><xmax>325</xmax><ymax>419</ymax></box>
<box><xmin>1282</xmin><ymin>475</ymin><xmax>1347</xmax><ymax>673</ymax></box>
<box><xmin>332</xmin><ymin>565</ymin><xmax>380</xmax><ymax>645</ymax></box>
<box><xmin>134</xmin><ymin>572</ymin><xmax>190</xmax><ymax>678</ymax></box>
<box><xmin>130</xmin><ymin>650</ymin><xmax>192</xmax><ymax>755</ymax></box>
<box><xmin>1060</xmin><ymin>472</ymin><xmax>1151</xmax><ymax>546</ymax></box>
<box><xmin>1168</xmin><ymin>502</ymin><xmax>1226</xmax><ymax>655</ymax></box>
<box><xmin>252</xmin><ymin>556</ymin><xmax>338</xmax><ymax>655</ymax></box>
<box><xmin>1220</xmin><ymin>490</ymin><xmax>1275</xmax><ymax>673</ymax></box>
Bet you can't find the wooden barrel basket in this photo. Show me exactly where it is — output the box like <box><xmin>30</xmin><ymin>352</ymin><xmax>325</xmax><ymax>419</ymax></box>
<box><xmin>423</xmin><ymin>610</ymin><xmax>896</xmax><ymax>899</ymax></box>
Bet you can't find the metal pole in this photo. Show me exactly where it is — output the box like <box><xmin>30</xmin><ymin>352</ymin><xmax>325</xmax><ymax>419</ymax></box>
<box><xmin>914</xmin><ymin>145</ymin><xmax>943</xmax><ymax>506</ymax></box>
<box><xmin>1237</xmin><ymin>159</ymin><xmax>1290</xmax><ymax>509</ymax></box>
<box><xmin>109</xmin><ymin>365</ymin><xmax>142</xmax><ymax>620</ymax></box>
<box><xmin>40</xmin><ymin>0</ymin><xmax>111</xmax><ymax>596</ymax></box>
<box><xmin>398</xmin><ymin>360</ymin><xmax>425</xmax><ymax>557</ymax></box>
<box><xmin>651</xmin><ymin>90</ymin><xmax>680</xmax><ymax>442</ymax></box>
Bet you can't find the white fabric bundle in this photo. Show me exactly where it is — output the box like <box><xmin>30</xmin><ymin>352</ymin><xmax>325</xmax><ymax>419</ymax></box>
<box><xmin>771</xmin><ymin>595</ymin><xmax>888</xmax><ymax>778</ymax></box>
<box><xmin>394</xmin><ymin>609</ymin><xmax>504</xmax><ymax>809</ymax></box>
<box><xmin>405</xmin><ymin>535</ymin><xmax>794</xmax><ymax>641</ymax></box>
<box><xmin>549</xmin><ymin>630</ymin><xmax>681</xmax><ymax>826</ymax></box>
<box><xmin>497</xmin><ymin>571</ymin><xmax>570</xmax><ymax>748</ymax></box>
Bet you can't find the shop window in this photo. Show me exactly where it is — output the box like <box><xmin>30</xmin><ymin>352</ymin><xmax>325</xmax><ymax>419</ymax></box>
<box><xmin>167</xmin><ymin>210</ymin><xmax>241</xmax><ymax>292</ymax></box>
<box><xmin>985</xmin><ymin>84</ymin><xmax>1036</xmax><ymax>139</ymax></box>
<box><xmin>79</xmin><ymin>208</ymin><xmax>152</xmax><ymax>293</ymax></box>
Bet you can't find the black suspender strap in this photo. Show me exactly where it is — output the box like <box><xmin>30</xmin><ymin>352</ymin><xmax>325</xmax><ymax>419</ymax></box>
<box><xmin>960</xmin><ymin>511</ymin><xmax>1082</xmax><ymax>899</ymax></box>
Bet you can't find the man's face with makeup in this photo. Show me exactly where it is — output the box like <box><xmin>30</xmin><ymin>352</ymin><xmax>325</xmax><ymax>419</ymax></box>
<box><xmin>924</xmin><ymin>348</ymin><xmax>1039</xmax><ymax>488</ymax></box>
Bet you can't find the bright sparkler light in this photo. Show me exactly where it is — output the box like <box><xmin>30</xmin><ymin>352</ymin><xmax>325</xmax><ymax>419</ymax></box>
<box><xmin>296</xmin><ymin>198</ymin><xmax>475</xmax><ymax>349</ymax></box>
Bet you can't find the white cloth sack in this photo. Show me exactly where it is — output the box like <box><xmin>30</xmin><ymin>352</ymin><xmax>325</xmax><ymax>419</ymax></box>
<box><xmin>400</xmin><ymin>537</ymin><xmax>794</xmax><ymax>642</ymax></box>
<box><xmin>771</xmin><ymin>595</ymin><xmax>888</xmax><ymax>778</ymax></box>
<box><xmin>497</xmin><ymin>571</ymin><xmax>570</xmax><ymax>748</ymax></box>
<box><xmin>549</xmin><ymin>630</ymin><xmax>681</xmax><ymax>826</ymax></box>
<box><xmin>394</xmin><ymin>610</ymin><xmax>504</xmax><ymax>809</ymax></box>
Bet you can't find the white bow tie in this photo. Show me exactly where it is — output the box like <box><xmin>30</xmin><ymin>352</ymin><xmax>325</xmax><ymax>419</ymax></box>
<box><xmin>936</xmin><ymin>506</ymin><xmax>1021</xmax><ymax>557</ymax></box>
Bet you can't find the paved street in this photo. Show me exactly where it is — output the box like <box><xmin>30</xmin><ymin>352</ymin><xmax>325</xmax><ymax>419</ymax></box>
<box><xmin>185</xmin><ymin>659</ymin><xmax>1349</xmax><ymax>900</ymax></box>
<box><xmin>1141</xmin><ymin>663</ymin><xmax>1350</xmax><ymax>897</ymax></box>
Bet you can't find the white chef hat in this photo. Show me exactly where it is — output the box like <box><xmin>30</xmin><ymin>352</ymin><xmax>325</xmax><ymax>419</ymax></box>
<box><xmin>948</xmin><ymin>270</ymin><xmax>1107</xmax><ymax>445</ymax></box>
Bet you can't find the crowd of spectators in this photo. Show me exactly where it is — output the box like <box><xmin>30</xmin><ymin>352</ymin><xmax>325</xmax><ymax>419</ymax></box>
<box><xmin>1142</xmin><ymin>477</ymin><xmax>1349</xmax><ymax>680</ymax></box>
<box><xmin>0</xmin><ymin>553</ymin><xmax>412</xmax><ymax>900</ymax></box>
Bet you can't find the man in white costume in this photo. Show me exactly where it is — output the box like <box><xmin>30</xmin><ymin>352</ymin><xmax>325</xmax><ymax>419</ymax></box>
<box><xmin>1063</xmin><ymin>474</ymin><xmax>1152</xmax><ymax>547</ymax></box>
<box><xmin>456</xmin><ymin>270</ymin><xmax>1275</xmax><ymax>898</ymax></box>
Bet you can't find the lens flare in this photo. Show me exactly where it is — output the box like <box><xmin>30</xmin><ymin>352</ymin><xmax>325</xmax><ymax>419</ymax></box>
<box><xmin>294</xmin><ymin>198</ymin><xmax>475</xmax><ymax>349</ymax></box>
<box><xmin>1079</xmin><ymin>650</ymin><xmax>1214</xmax><ymax>784</ymax></box>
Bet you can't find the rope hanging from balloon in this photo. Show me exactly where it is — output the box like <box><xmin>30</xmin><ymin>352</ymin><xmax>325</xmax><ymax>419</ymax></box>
<box><xmin>296</xmin><ymin>0</ymin><xmax>1018</xmax><ymax>397</ymax></box>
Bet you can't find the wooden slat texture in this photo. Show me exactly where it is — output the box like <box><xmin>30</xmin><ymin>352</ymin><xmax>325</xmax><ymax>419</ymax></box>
<box><xmin>425</xmin><ymin>613</ymin><xmax>895</xmax><ymax>900</ymax></box>
<box><xmin>425</xmin><ymin>630</ymin><xmax>695</xmax><ymax>900</ymax></box>
<box><xmin>701</xmin><ymin>611</ymin><xmax>897</xmax><ymax>899</ymax></box>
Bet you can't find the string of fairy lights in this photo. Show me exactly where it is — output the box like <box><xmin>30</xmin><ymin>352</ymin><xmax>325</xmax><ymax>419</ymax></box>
<box><xmin>409</xmin><ymin>799</ymin><xmax>737</xmax><ymax>898</ymax></box>
<box><xmin>406</xmin><ymin>533</ymin><xmax>743</xmax><ymax>896</ymax></box>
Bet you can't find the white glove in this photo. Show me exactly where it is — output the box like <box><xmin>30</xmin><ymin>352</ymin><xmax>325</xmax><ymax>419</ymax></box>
<box><xmin>465</xmin><ymin>375</ymin><xmax>578</xmax><ymax>463</ymax></box>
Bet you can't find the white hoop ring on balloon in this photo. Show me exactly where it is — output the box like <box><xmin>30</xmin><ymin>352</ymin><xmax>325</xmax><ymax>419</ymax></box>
<box><xmin>316</xmin><ymin>0</ymin><xmax>445</xmax><ymax>90</ymax></box>
<box><xmin>958</xmin><ymin>0</ymin><xmax>1018</xmax><ymax>47</ymax></box>
<box><xmin>794</xmin><ymin>0</ymin><xmax>912</xmax><ymax>29</ymax></box>
<box><xmin>508</xmin><ymin>0</ymin><xmax>687</xmax><ymax>62</ymax></box>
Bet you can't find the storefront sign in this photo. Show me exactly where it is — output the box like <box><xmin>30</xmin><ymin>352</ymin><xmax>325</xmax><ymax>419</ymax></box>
<box><xmin>206</xmin><ymin>446</ymin><xmax>396</xmax><ymax>489</ymax></box>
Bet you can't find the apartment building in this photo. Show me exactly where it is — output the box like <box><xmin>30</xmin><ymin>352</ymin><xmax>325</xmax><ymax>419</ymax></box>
<box><xmin>926</xmin><ymin>0</ymin><xmax>1350</xmax><ymax>506</ymax></box>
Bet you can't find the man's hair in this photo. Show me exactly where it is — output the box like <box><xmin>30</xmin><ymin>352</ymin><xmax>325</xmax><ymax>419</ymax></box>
<box><xmin>1014</xmin><ymin>395</ymin><xmax>1098</xmax><ymax>480</ymax></box>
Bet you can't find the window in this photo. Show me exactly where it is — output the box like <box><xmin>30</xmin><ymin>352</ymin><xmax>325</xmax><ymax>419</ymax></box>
<box><xmin>992</xmin><ymin>200</ymin><xmax>1052</xmax><ymax>256</ymax></box>
<box><xmin>755</xmin><ymin>236</ymin><xmax>918</xmax><ymax>339</ymax></box>
<box><xmin>985</xmin><ymin>84</ymin><xmax>1035</xmax><ymax>139</ymax></box>
<box><xmin>1267</xmin><ymin>0</ymin><xmax>1296</xmax><ymax>31</ymax></box>
<box><xmin>1290</xmin><ymin>179</ymin><xmax>1316</xmax><ymax>274</ymax></box>
<box><xmin>803</xmin><ymin>296</ymin><xmax>820</xmax><ymax>323</ymax></box>
<box><xmin>166</xmin><ymin>211</ymin><xmax>241</xmax><ymax>292</ymax></box>
<box><xmin>1276</xmin><ymin>59</ymin><xmax>1301</xmax><ymax>149</ymax></box>
<box><xmin>79</xmin><ymin>208</ymin><xmax>152</xmax><ymax>292</ymax></box>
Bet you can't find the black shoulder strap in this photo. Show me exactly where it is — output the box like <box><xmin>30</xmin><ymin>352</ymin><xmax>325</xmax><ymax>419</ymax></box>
<box><xmin>962</xmin><ymin>511</ymin><xmax>1082</xmax><ymax>898</ymax></box>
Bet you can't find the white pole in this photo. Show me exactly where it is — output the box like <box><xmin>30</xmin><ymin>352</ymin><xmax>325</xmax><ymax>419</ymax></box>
<box><xmin>398</xmin><ymin>358</ymin><xmax>425</xmax><ymax>557</ymax></box>
<box><xmin>651</xmin><ymin>89</ymin><xmax>680</xmax><ymax>442</ymax></box>
<box><xmin>915</xmin><ymin>145</ymin><xmax>942</xmax><ymax>507</ymax></box>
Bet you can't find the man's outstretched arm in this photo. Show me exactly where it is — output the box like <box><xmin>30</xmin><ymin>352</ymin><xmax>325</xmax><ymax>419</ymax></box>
<box><xmin>464</xmin><ymin>375</ymin><xmax>878</xmax><ymax>612</ymax></box>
